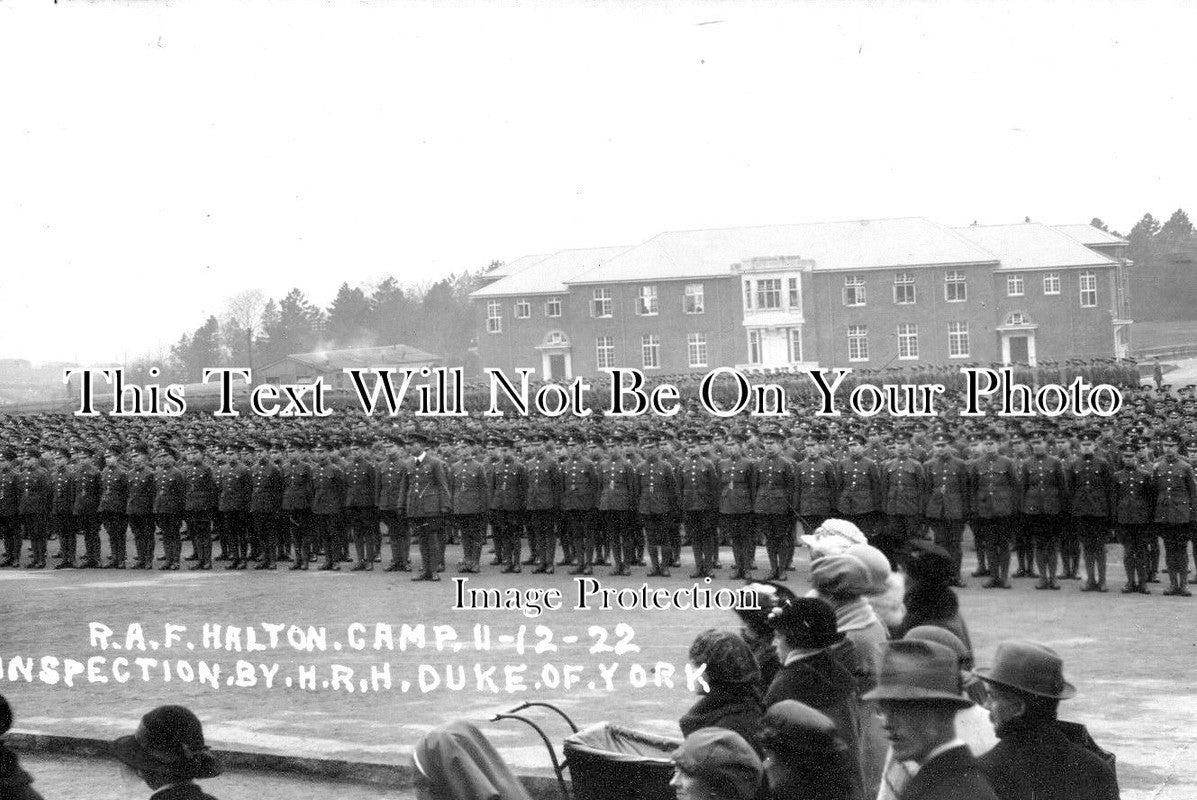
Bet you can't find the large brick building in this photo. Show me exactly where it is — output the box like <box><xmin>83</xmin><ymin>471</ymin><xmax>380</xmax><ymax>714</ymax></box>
<box><xmin>471</xmin><ymin>218</ymin><xmax>1130</xmax><ymax>379</ymax></box>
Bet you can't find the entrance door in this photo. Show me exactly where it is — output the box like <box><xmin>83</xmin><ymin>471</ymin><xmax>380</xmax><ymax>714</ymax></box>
<box><xmin>1009</xmin><ymin>336</ymin><xmax>1029</xmax><ymax>364</ymax></box>
<box><xmin>548</xmin><ymin>354</ymin><xmax>566</xmax><ymax>379</ymax></box>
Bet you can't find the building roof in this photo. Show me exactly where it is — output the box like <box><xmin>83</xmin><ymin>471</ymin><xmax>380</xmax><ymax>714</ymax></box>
<box><xmin>469</xmin><ymin>246</ymin><xmax>633</xmax><ymax>298</ymax></box>
<box><xmin>265</xmin><ymin>344</ymin><xmax>441</xmax><ymax>372</ymax></box>
<box><xmin>478</xmin><ymin>253</ymin><xmax>553</xmax><ymax>281</ymax></box>
<box><xmin>1051</xmin><ymin>224</ymin><xmax>1128</xmax><ymax>247</ymax></box>
<box><xmin>951</xmin><ymin>223</ymin><xmax>1118</xmax><ymax>271</ymax></box>
<box><xmin>567</xmin><ymin>217</ymin><xmax>998</xmax><ymax>284</ymax></box>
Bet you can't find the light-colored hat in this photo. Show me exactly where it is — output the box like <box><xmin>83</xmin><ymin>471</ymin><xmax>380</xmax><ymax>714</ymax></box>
<box><xmin>801</xmin><ymin>519</ymin><xmax>867</xmax><ymax>556</ymax></box>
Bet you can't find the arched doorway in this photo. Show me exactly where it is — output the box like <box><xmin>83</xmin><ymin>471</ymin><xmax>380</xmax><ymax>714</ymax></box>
<box><xmin>537</xmin><ymin>330</ymin><xmax>572</xmax><ymax>379</ymax></box>
<box><xmin>997</xmin><ymin>311</ymin><xmax>1038</xmax><ymax>366</ymax></box>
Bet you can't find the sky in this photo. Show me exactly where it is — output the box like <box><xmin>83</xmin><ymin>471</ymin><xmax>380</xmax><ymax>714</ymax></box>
<box><xmin>1</xmin><ymin>0</ymin><xmax>1195</xmax><ymax>365</ymax></box>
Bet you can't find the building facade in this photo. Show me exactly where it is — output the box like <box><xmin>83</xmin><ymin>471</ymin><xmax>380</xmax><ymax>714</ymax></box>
<box><xmin>471</xmin><ymin>218</ymin><xmax>1129</xmax><ymax>379</ymax></box>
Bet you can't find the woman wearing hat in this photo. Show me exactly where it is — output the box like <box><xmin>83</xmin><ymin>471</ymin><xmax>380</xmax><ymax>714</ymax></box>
<box><xmin>670</xmin><ymin>728</ymin><xmax>764</xmax><ymax>800</ymax></box>
<box><xmin>808</xmin><ymin>552</ymin><xmax>890</xmax><ymax>798</ymax></box>
<box><xmin>0</xmin><ymin>695</ymin><xmax>45</xmax><ymax>800</ymax></box>
<box><xmin>111</xmin><ymin>705</ymin><xmax>222</xmax><ymax>800</ymax></box>
<box><xmin>680</xmin><ymin>629</ymin><xmax>766</xmax><ymax>755</ymax></box>
<box><xmin>762</xmin><ymin>596</ymin><xmax>864</xmax><ymax>800</ymax></box>
<box><xmin>975</xmin><ymin>641</ymin><xmax>1119</xmax><ymax>800</ymax></box>
<box><xmin>758</xmin><ymin>700</ymin><xmax>861</xmax><ymax>800</ymax></box>
<box><xmin>894</xmin><ymin>541</ymin><xmax>973</xmax><ymax>663</ymax></box>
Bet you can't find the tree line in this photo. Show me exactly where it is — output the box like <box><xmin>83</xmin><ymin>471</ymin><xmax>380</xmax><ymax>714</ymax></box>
<box><xmin>1101</xmin><ymin>209</ymin><xmax>1196</xmax><ymax>323</ymax></box>
<box><xmin>126</xmin><ymin>266</ymin><xmax>498</xmax><ymax>385</ymax></box>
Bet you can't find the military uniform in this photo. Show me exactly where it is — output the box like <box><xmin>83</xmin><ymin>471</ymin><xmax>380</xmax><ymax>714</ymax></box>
<box><xmin>489</xmin><ymin>449</ymin><xmax>527</xmax><ymax>572</ymax></box>
<box><xmin>125</xmin><ymin>457</ymin><xmax>156</xmax><ymax>569</ymax></box>
<box><xmin>376</xmin><ymin>452</ymin><xmax>408</xmax><ymax>571</ymax></box>
<box><xmin>754</xmin><ymin>442</ymin><xmax>796</xmax><ymax>580</ymax></box>
<box><xmin>153</xmin><ymin>456</ymin><xmax>186</xmax><ymax>570</ymax></box>
<box><xmin>1067</xmin><ymin>439</ymin><xmax>1114</xmax><ymax>590</ymax></box>
<box><xmin>970</xmin><ymin>444</ymin><xmax>1020</xmax><ymax>588</ymax></box>
<box><xmin>560</xmin><ymin>449</ymin><xmax>598</xmax><ymax>575</ymax></box>
<box><xmin>450</xmin><ymin>449</ymin><xmax>490</xmax><ymax>572</ymax></box>
<box><xmin>405</xmin><ymin>438</ymin><xmax>451</xmax><ymax>580</ymax></box>
<box><xmin>679</xmin><ymin>450</ymin><xmax>719</xmax><ymax>578</ymax></box>
<box><xmin>183</xmin><ymin>457</ymin><xmax>217</xmax><ymax>570</ymax></box>
<box><xmin>923</xmin><ymin>441</ymin><xmax>971</xmax><ymax>582</ymax></box>
<box><xmin>217</xmin><ymin>456</ymin><xmax>252</xmax><ymax>569</ymax></box>
<box><xmin>18</xmin><ymin>457</ymin><xmax>52</xmax><ymax>568</ymax></box>
<box><xmin>344</xmin><ymin>452</ymin><xmax>379</xmax><ymax>570</ymax></box>
<box><xmin>282</xmin><ymin>454</ymin><xmax>314</xmax><ymax>570</ymax></box>
<box><xmin>1020</xmin><ymin>444</ymin><xmax>1069</xmax><ymax>588</ymax></box>
<box><xmin>310</xmin><ymin>453</ymin><xmax>346</xmax><ymax>571</ymax></box>
<box><xmin>1151</xmin><ymin>440</ymin><xmax>1197</xmax><ymax>595</ymax></box>
<box><xmin>597</xmin><ymin>446</ymin><xmax>637</xmax><ymax>575</ymax></box>
<box><xmin>523</xmin><ymin>449</ymin><xmax>562</xmax><ymax>573</ymax></box>
<box><xmin>637</xmin><ymin>447</ymin><xmax>679</xmax><ymax>577</ymax></box>
<box><xmin>98</xmin><ymin>458</ymin><xmax>130</xmax><ymax>568</ymax></box>
<box><xmin>71</xmin><ymin>457</ymin><xmax>103</xmax><ymax>567</ymax></box>
<box><xmin>0</xmin><ymin>457</ymin><xmax>20</xmax><ymax>566</ymax></box>
<box><xmin>881</xmin><ymin>448</ymin><xmax>927</xmax><ymax>568</ymax></box>
<box><xmin>718</xmin><ymin>445</ymin><xmax>756</xmax><ymax>579</ymax></box>
<box><xmin>249</xmin><ymin>455</ymin><xmax>285</xmax><ymax>569</ymax></box>
<box><xmin>1112</xmin><ymin>447</ymin><xmax>1154</xmax><ymax>592</ymax></box>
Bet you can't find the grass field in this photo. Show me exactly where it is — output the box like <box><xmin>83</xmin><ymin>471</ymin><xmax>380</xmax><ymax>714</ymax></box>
<box><xmin>1132</xmin><ymin>319</ymin><xmax>1197</xmax><ymax>352</ymax></box>
<box><xmin>1</xmin><ymin>542</ymin><xmax>1194</xmax><ymax>800</ymax></box>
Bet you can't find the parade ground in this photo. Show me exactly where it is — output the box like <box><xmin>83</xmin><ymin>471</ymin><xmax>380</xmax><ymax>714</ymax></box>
<box><xmin>0</xmin><ymin>543</ymin><xmax>1193</xmax><ymax>800</ymax></box>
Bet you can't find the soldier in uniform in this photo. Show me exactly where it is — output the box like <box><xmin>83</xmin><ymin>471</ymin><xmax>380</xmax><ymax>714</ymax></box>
<box><xmin>489</xmin><ymin>435</ymin><xmax>527</xmax><ymax>573</ymax></box>
<box><xmin>1021</xmin><ymin>430</ymin><xmax>1068</xmax><ymax>590</ymax></box>
<box><xmin>637</xmin><ymin>434</ymin><xmax>679</xmax><ymax>577</ymax></box>
<box><xmin>72</xmin><ymin>446</ymin><xmax>103</xmax><ymax>568</ymax></box>
<box><xmin>49</xmin><ymin>448</ymin><xmax>76</xmax><ymax>569</ymax></box>
<box><xmin>1136</xmin><ymin>435</ymin><xmax>1161</xmax><ymax>583</ymax></box>
<box><xmin>836</xmin><ymin>433</ymin><xmax>884</xmax><ymax>559</ymax></box>
<box><xmin>881</xmin><ymin>431</ymin><xmax>927</xmax><ymax>569</ymax></box>
<box><xmin>1067</xmin><ymin>431</ymin><xmax>1114</xmax><ymax>592</ymax></box>
<box><xmin>183</xmin><ymin>444</ymin><xmax>217</xmax><ymax>571</ymax></box>
<box><xmin>679</xmin><ymin>433</ymin><xmax>719</xmax><ymax>579</ymax></box>
<box><xmin>377</xmin><ymin>434</ymin><xmax>409</xmax><ymax>572</ymax></box>
<box><xmin>405</xmin><ymin>431</ymin><xmax>451</xmax><ymax>581</ymax></box>
<box><xmin>249</xmin><ymin>441</ymin><xmax>285</xmax><ymax>570</ymax></box>
<box><xmin>1007</xmin><ymin>431</ymin><xmax>1036</xmax><ymax>579</ymax></box>
<box><xmin>923</xmin><ymin>431</ymin><xmax>971</xmax><ymax>587</ymax></box>
<box><xmin>217</xmin><ymin>445</ymin><xmax>253</xmax><ymax>570</ymax></box>
<box><xmin>560</xmin><ymin>436</ymin><xmax>598</xmax><ymax>576</ymax></box>
<box><xmin>309</xmin><ymin>440</ymin><xmax>346</xmax><ymax>571</ymax></box>
<box><xmin>125</xmin><ymin>443</ymin><xmax>156</xmax><ymax>569</ymax></box>
<box><xmin>0</xmin><ymin>448</ymin><xmax>20</xmax><ymax>567</ymax></box>
<box><xmin>718</xmin><ymin>430</ymin><xmax>756</xmax><ymax>580</ymax></box>
<box><xmin>970</xmin><ymin>431</ymin><xmax>1020</xmax><ymax>589</ymax></box>
<box><xmin>153</xmin><ymin>446</ymin><xmax>186</xmax><ymax>570</ymax></box>
<box><xmin>795</xmin><ymin>436</ymin><xmax>836</xmax><ymax>557</ymax></box>
<box><xmin>1152</xmin><ymin>432</ymin><xmax>1197</xmax><ymax>597</ymax></box>
<box><xmin>450</xmin><ymin>436</ymin><xmax>490</xmax><ymax>573</ymax></box>
<box><xmin>281</xmin><ymin>439</ymin><xmax>314</xmax><ymax>570</ymax></box>
<box><xmin>523</xmin><ymin>434</ymin><xmax>562</xmax><ymax>574</ymax></box>
<box><xmin>754</xmin><ymin>428</ymin><xmax>796</xmax><ymax>581</ymax></box>
<box><xmin>18</xmin><ymin>448</ymin><xmax>52</xmax><ymax>569</ymax></box>
<box><xmin>598</xmin><ymin>433</ymin><xmax>638</xmax><ymax>576</ymax></box>
<box><xmin>344</xmin><ymin>439</ymin><xmax>379</xmax><ymax>571</ymax></box>
<box><xmin>1112</xmin><ymin>441</ymin><xmax>1154</xmax><ymax>593</ymax></box>
<box><xmin>98</xmin><ymin>445</ymin><xmax>130</xmax><ymax>570</ymax></box>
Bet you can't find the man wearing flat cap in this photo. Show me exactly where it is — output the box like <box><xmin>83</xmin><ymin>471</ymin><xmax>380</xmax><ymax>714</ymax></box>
<box><xmin>405</xmin><ymin>431</ymin><xmax>451</xmax><ymax>581</ymax></box>
<box><xmin>864</xmin><ymin>640</ymin><xmax>998</xmax><ymax>800</ymax></box>
<box><xmin>975</xmin><ymin>641</ymin><xmax>1119</xmax><ymax>800</ymax></box>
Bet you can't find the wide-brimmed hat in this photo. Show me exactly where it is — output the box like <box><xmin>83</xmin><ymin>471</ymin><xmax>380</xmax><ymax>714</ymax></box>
<box><xmin>974</xmin><ymin>640</ymin><xmax>1076</xmax><ymax>700</ymax></box>
<box><xmin>767</xmin><ymin>597</ymin><xmax>845</xmax><ymax>650</ymax></box>
<box><xmin>111</xmin><ymin>706</ymin><xmax>222</xmax><ymax>780</ymax></box>
<box><xmin>672</xmin><ymin>728</ymin><xmax>763</xmax><ymax>800</ymax></box>
<box><xmin>862</xmin><ymin>640</ymin><xmax>972</xmax><ymax>708</ymax></box>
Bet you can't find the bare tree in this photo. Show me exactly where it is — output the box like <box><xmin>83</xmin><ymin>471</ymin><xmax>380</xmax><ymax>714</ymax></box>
<box><xmin>223</xmin><ymin>289</ymin><xmax>267</xmax><ymax>370</ymax></box>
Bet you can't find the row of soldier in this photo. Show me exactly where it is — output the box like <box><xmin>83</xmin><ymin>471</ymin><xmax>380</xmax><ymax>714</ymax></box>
<box><xmin>1</xmin><ymin>412</ymin><xmax>1194</xmax><ymax>594</ymax></box>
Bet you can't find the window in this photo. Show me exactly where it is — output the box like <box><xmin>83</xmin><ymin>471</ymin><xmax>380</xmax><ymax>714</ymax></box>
<box><xmin>1006</xmin><ymin>276</ymin><xmax>1024</xmax><ymax>297</ymax></box>
<box><xmin>545</xmin><ymin>296</ymin><xmax>562</xmax><ymax>317</ymax></box>
<box><xmin>897</xmin><ymin>323</ymin><xmax>919</xmax><ymax>360</ymax></box>
<box><xmin>545</xmin><ymin>331</ymin><xmax>567</xmax><ymax>346</ymax></box>
<box><xmin>847</xmin><ymin>325</ymin><xmax>869</xmax><ymax>362</ymax></box>
<box><xmin>641</xmin><ymin>334</ymin><xmax>660</xmax><ymax>369</ymax></box>
<box><xmin>486</xmin><ymin>300</ymin><xmax>502</xmax><ymax>334</ymax></box>
<box><xmin>843</xmin><ymin>276</ymin><xmax>866</xmax><ymax>307</ymax></box>
<box><xmin>743</xmin><ymin>279</ymin><xmax>753</xmax><ymax>310</ymax></box>
<box><xmin>1006</xmin><ymin>311</ymin><xmax>1028</xmax><ymax>326</ymax></box>
<box><xmin>756</xmin><ymin>278</ymin><xmax>782</xmax><ymax>310</ymax></box>
<box><xmin>748</xmin><ymin>330</ymin><xmax>762</xmax><ymax>365</ymax></box>
<box><xmin>1043</xmin><ymin>273</ymin><xmax>1060</xmax><ymax>295</ymax></box>
<box><xmin>948</xmin><ymin>322</ymin><xmax>970</xmax><ymax>358</ymax></box>
<box><xmin>1080</xmin><ymin>271</ymin><xmax>1097</xmax><ymax>307</ymax></box>
<box><xmin>591</xmin><ymin>288</ymin><xmax>612</xmax><ymax>318</ymax></box>
<box><xmin>684</xmin><ymin>283</ymin><xmax>705</xmax><ymax>314</ymax></box>
<box><xmin>687</xmin><ymin>333</ymin><xmax>707</xmax><ymax>367</ymax></box>
<box><xmin>945</xmin><ymin>271</ymin><xmax>967</xmax><ymax>302</ymax></box>
<box><xmin>596</xmin><ymin>336</ymin><xmax>615</xmax><ymax>369</ymax></box>
<box><xmin>787</xmin><ymin>328</ymin><xmax>803</xmax><ymax>363</ymax></box>
<box><xmin>788</xmin><ymin>277</ymin><xmax>801</xmax><ymax>308</ymax></box>
<box><xmin>894</xmin><ymin>273</ymin><xmax>916</xmax><ymax>305</ymax></box>
<box><xmin>514</xmin><ymin>299</ymin><xmax>531</xmax><ymax>319</ymax></box>
<box><xmin>637</xmin><ymin>285</ymin><xmax>659</xmax><ymax>316</ymax></box>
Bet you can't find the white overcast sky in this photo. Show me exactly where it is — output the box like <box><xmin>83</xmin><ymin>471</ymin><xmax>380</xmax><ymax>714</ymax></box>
<box><xmin>1</xmin><ymin>0</ymin><xmax>1194</xmax><ymax>365</ymax></box>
